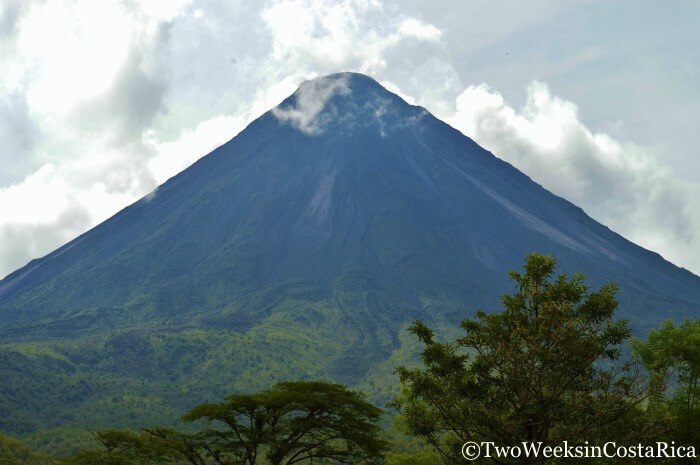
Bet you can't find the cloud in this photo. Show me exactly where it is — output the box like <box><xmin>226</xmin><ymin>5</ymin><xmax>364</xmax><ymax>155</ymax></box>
<box><xmin>0</xmin><ymin>148</ymin><xmax>161</xmax><ymax>277</ymax></box>
<box><xmin>0</xmin><ymin>93</ymin><xmax>39</xmax><ymax>184</ymax></box>
<box><xmin>380</xmin><ymin>80</ymin><xmax>416</xmax><ymax>105</ymax></box>
<box><xmin>0</xmin><ymin>0</ymin><xmax>186</xmax><ymax>278</ymax></box>
<box><xmin>396</xmin><ymin>18</ymin><xmax>441</xmax><ymax>41</ymax></box>
<box><xmin>0</xmin><ymin>165</ymin><xmax>94</xmax><ymax>276</ymax></box>
<box><xmin>74</xmin><ymin>22</ymin><xmax>171</xmax><ymax>145</ymax></box>
<box><xmin>260</xmin><ymin>0</ymin><xmax>445</xmax><ymax>77</ymax></box>
<box><xmin>446</xmin><ymin>81</ymin><xmax>700</xmax><ymax>273</ymax></box>
<box><xmin>146</xmin><ymin>114</ymin><xmax>247</xmax><ymax>184</ymax></box>
<box><xmin>272</xmin><ymin>74</ymin><xmax>350</xmax><ymax>134</ymax></box>
<box><xmin>0</xmin><ymin>0</ymin><xmax>27</xmax><ymax>39</ymax></box>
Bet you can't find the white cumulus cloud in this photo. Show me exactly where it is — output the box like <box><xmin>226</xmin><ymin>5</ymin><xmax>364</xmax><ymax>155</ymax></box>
<box><xmin>446</xmin><ymin>81</ymin><xmax>700</xmax><ymax>273</ymax></box>
<box><xmin>146</xmin><ymin>115</ymin><xmax>247</xmax><ymax>184</ymax></box>
<box><xmin>272</xmin><ymin>74</ymin><xmax>350</xmax><ymax>134</ymax></box>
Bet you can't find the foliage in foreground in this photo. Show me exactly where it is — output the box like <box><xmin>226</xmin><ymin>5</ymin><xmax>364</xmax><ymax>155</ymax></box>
<box><xmin>632</xmin><ymin>318</ymin><xmax>699</xmax><ymax>447</ymax></box>
<box><xmin>59</xmin><ymin>381</ymin><xmax>387</xmax><ymax>465</ymax></box>
<box><xmin>394</xmin><ymin>253</ymin><xmax>665</xmax><ymax>463</ymax></box>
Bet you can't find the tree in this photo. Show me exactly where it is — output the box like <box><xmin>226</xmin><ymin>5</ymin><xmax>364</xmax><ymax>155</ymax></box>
<box><xmin>632</xmin><ymin>318</ymin><xmax>699</xmax><ymax>446</ymax></box>
<box><xmin>0</xmin><ymin>433</ymin><xmax>54</xmax><ymax>465</ymax></box>
<box><xmin>183</xmin><ymin>381</ymin><xmax>387</xmax><ymax>465</ymax></box>
<box><xmin>62</xmin><ymin>381</ymin><xmax>388</xmax><ymax>465</ymax></box>
<box><xmin>59</xmin><ymin>429</ymin><xmax>205</xmax><ymax>465</ymax></box>
<box><xmin>394</xmin><ymin>253</ymin><xmax>655</xmax><ymax>463</ymax></box>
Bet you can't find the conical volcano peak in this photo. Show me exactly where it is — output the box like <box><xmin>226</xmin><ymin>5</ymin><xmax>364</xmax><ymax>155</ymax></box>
<box><xmin>1</xmin><ymin>66</ymin><xmax>699</xmax><ymax>444</ymax></box>
<box><xmin>272</xmin><ymin>72</ymin><xmax>425</xmax><ymax>136</ymax></box>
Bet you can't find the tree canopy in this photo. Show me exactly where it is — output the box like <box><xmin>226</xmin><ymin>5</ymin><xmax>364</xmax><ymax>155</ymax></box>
<box><xmin>0</xmin><ymin>433</ymin><xmax>54</xmax><ymax>465</ymax></box>
<box><xmin>183</xmin><ymin>381</ymin><xmax>387</xmax><ymax>465</ymax></box>
<box><xmin>60</xmin><ymin>381</ymin><xmax>387</xmax><ymax>465</ymax></box>
<box><xmin>394</xmin><ymin>253</ymin><xmax>657</xmax><ymax>463</ymax></box>
<box><xmin>632</xmin><ymin>318</ymin><xmax>699</xmax><ymax>447</ymax></box>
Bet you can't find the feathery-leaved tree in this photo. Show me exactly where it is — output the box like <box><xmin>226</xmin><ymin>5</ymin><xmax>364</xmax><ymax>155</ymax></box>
<box><xmin>61</xmin><ymin>381</ymin><xmax>387</xmax><ymax>465</ymax></box>
<box><xmin>183</xmin><ymin>381</ymin><xmax>387</xmax><ymax>465</ymax></box>
<box><xmin>632</xmin><ymin>318</ymin><xmax>699</xmax><ymax>448</ymax></box>
<box><xmin>394</xmin><ymin>253</ymin><xmax>657</xmax><ymax>463</ymax></box>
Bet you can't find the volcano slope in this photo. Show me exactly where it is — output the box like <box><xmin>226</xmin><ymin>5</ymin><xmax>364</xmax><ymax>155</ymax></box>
<box><xmin>1</xmin><ymin>73</ymin><xmax>698</xmax><ymax>446</ymax></box>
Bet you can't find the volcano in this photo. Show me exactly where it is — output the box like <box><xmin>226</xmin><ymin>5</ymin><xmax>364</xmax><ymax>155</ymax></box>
<box><xmin>1</xmin><ymin>73</ymin><xmax>698</xmax><ymax>440</ymax></box>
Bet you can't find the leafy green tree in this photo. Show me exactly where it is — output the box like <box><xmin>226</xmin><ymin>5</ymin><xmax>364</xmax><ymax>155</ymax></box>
<box><xmin>62</xmin><ymin>381</ymin><xmax>387</xmax><ymax>465</ymax></box>
<box><xmin>0</xmin><ymin>433</ymin><xmax>54</xmax><ymax>465</ymax></box>
<box><xmin>183</xmin><ymin>381</ymin><xmax>387</xmax><ymax>465</ymax></box>
<box><xmin>59</xmin><ymin>429</ymin><xmax>203</xmax><ymax>465</ymax></box>
<box><xmin>632</xmin><ymin>318</ymin><xmax>699</xmax><ymax>446</ymax></box>
<box><xmin>394</xmin><ymin>253</ymin><xmax>655</xmax><ymax>463</ymax></box>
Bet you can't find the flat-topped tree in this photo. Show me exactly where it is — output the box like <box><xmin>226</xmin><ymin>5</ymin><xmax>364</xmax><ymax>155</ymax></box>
<box><xmin>62</xmin><ymin>381</ymin><xmax>388</xmax><ymax>465</ymax></box>
<box><xmin>184</xmin><ymin>381</ymin><xmax>387</xmax><ymax>465</ymax></box>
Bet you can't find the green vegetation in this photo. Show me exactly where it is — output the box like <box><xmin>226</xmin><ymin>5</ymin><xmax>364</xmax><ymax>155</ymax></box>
<box><xmin>1</xmin><ymin>254</ymin><xmax>697</xmax><ymax>463</ymax></box>
<box><xmin>0</xmin><ymin>433</ymin><xmax>54</xmax><ymax>465</ymax></box>
<box><xmin>59</xmin><ymin>382</ymin><xmax>387</xmax><ymax>465</ymax></box>
<box><xmin>0</xmin><ymin>296</ymin><xmax>407</xmax><ymax>454</ymax></box>
<box><xmin>632</xmin><ymin>318</ymin><xmax>699</xmax><ymax>448</ymax></box>
<box><xmin>393</xmin><ymin>253</ymin><xmax>666</xmax><ymax>462</ymax></box>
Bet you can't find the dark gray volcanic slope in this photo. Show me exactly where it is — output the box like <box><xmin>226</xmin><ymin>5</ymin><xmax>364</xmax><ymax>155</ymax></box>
<box><xmin>1</xmin><ymin>72</ymin><xmax>698</xmax><ymax>342</ymax></box>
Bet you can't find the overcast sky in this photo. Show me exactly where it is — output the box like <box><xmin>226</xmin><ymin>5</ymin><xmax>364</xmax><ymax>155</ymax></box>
<box><xmin>1</xmin><ymin>0</ymin><xmax>698</xmax><ymax>278</ymax></box>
